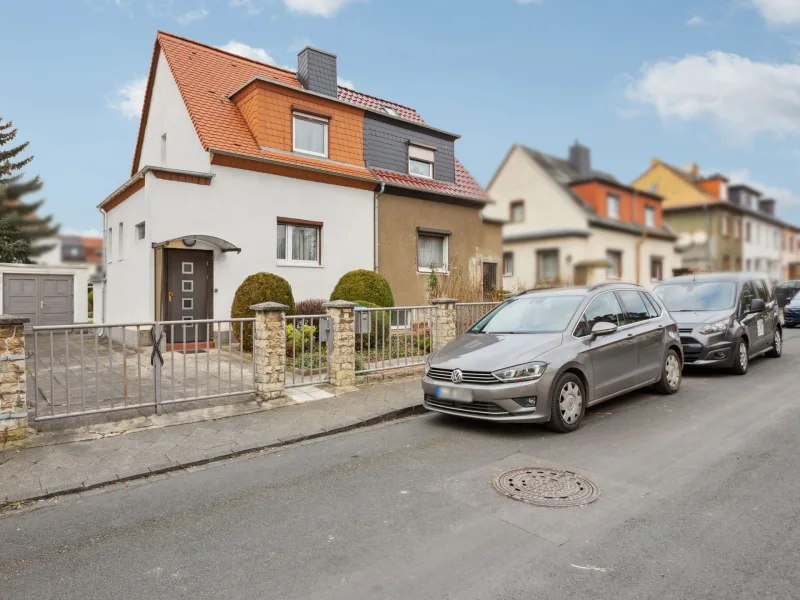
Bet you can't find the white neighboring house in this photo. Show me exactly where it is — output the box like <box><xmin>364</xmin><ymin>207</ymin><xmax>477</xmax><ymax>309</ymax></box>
<box><xmin>728</xmin><ymin>185</ymin><xmax>784</xmax><ymax>282</ymax></box>
<box><xmin>484</xmin><ymin>143</ymin><xmax>679</xmax><ymax>290</ymax></box>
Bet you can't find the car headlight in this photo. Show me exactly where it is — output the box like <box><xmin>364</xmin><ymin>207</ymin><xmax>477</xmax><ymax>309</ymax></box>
<box><xmin>698</xmin><ymin>317</ymin><xmax>733</xmax><ymax>335</ymax></box>
<box><xmin>492</xmin><ymin>362</ymin><xmax>547</xmax><ymax>383</ymax></box>
<box><xmin>425</xmin><ymin>354</ymin><xmax>434</xmax><ymax>375</ymax></box>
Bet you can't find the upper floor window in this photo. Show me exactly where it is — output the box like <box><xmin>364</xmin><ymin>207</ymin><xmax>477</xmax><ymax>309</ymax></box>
<box><xmin>606</xmin><ymin>249</ymin><xmax>622</xmax><ymax>279</ymax></box>
<box><xmin>118</xmin><ymin>222</ymin><xmax>124</xmax><ymax>260</ymax></box>
<box><xmin>136</xmin><ymin>222</ymin><xmax>146</xmax><ymax>240</ymax></box>
<box><xmin>607</xmin><ymin>194</ymin><xmax>620</xmax><ymax>219</ymax></box>
<box><xmin>734</xmin><ymin>219</ymin><xmax>741</xmax><ymax>240</ymax></box>
<box><xmin>293</xmin><ymin>112</ymin><xmax>328</xmax><ymax>157</ymax></box>
<box><xmin>277</xmin><ymin>219</ymin><xmax>322</xmax><ymax>265</ymax></box>
<box><xmin>503</xmin><ymin>252</ymin><xmax>514</xmax><ymax>276</ymax></box>
<box><xmin>408</xmin><ymin>144</ymin><xmax>434</xmax><ymax>179</ymax></box>
<box><xmin>721</xmin><ymin>215</ymin><xmax>730</xmax><ymax>237</ymax></box>
<box><xmin>645</xmin><ymin>205</ymin><xmax>656</xmax><ymax>228</ymax></box>
<box><xmin>510</xmin><ymin>200</ymin><xmax>524</xmax><ymax>223</ymax></box>
<box><xmin>107</xmin><ymin>228</ymin><xmax>112</xmax><ymax>263</ymax></box>
<box><xmin>745</xmin><ymin>222</ymin><xmax>752</xmax><ymax>242</ymax></box>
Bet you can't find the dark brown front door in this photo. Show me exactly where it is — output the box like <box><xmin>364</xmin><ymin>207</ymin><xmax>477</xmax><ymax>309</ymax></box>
<box><xmin>165</xmin><ymin>249</ymin><xmax>213</xmax><ymax>343</ymax></box>
<box><xmin>482</xmin><ymin>262</ymin><xmax>498</xmax><ymax>299</ymax></box>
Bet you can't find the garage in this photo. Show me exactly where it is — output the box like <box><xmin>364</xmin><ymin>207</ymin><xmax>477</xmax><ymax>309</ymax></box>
<box><xmin>0</xmin><ymin>265</ymin><xmax>90</xmax><ymax>328</ymax></box>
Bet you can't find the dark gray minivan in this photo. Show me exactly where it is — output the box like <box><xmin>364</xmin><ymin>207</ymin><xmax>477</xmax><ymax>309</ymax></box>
<box><xmin>654</xmin><ymin>272</ymin><xmax>783</xmax><ymax>375</ymax></box>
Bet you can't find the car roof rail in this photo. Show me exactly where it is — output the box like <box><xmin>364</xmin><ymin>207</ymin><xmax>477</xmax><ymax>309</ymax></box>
<box><xmin>587</xmin><ymin>282</ymin><xmax>643</xmax><ymax>292</ymax></box>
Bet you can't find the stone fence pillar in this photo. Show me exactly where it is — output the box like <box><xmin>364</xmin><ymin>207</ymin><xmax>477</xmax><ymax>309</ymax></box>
<box><xmin>431</xmin><ymin>298</ymin><xmax>458</xmax><ymax>351</ymax></box>
<box><xmin>250</xmin><ymin>302</ymin><xmax>287</xmax><ymax>400</ymax></box>
<box><xmin>0</xmin><ymin>316</ymin><xmax>30</xmax><ymax>441</ymax></box>
<box><xmin>324</xmin><ymin>300</ymin><xmax>356</xmax><ymax>388</ymax></box>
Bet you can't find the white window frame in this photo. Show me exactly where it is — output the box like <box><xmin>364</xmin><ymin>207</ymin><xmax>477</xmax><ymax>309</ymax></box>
<box><xmin>277</xmin><ymin>223</ymin><xmax>322</xmax><ymax>267</ymax></box>
<box><xmin>510</xmin><ymin>201</ymin><xmax>524</xmax><ymax>223</ymax></box>
<box><xmin>721</xmin><ymin>215</ymin><xmax>729</xmax><ymax>236</ymax></box>
<box><xmin>503</xmin><ymin>252</ymin><xmax>514</xmax><ymax>277</ymax></box>
<box><xmin>292</xmin><ymin>112</ymin><xmax>329</xmax><ymax>158</ymax></box>
<box><xmin>417</xmin><ymin>233</ymin><xmax>449</xmax><ymax>274</ymax></box>
<box><xmin>136</xmin><ymin>221</ymin><xmax>146</xmax><ymax>241</ymax></box>
<box><xmin>383</xmin><ymin>105</ymin><xmax>398</xmax><ymax>117</ymax></box>
<box><xmin>645</xmin><ymin>205</ymin><xmax>655</xmax><ymax>228</ymax></box>
<box><xmin>606</xmin><ymin>249</ymin><xmax>622</xmax><ymax>279</ymax></box>
<box><xmin>607</xmin><ymin>194</ymin><xmax>621</xmax><ymax>219</ymax></box>
<box><xmin>107</xmin><ymin>228</ymin><xmax>112</xmax><ymax>263</ymax></box>
<box><xmin>408</xmin><ymin>144</ymin><xmax>434</xmax><ymax>180</ymax></box>
<box><xmin>409</xmin><ymin>157</ymin><xmax>433</xmax><ymax>179</ymax></box>
<box><xmin>650</xmin><ymin>256</ymin><xmax>664</xmax><ymax>282</ymax></box>
<box><xmin>118</xmin><ymin>222</ymin><xmax>124</xmax><ymax>261</ymax></box>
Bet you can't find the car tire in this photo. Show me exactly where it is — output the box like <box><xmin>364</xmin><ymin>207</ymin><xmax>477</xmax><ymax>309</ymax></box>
<box><xmin>730</xmin><ymin>337</ymin><xmax>749</xmax><ymax>375</ymax></box>
<box><xmin>766</xmin><ymin>328</ymin><xmax>783</xmax><ymax>358</ymax></box>
<box><xmin>653</xmin><ymin>348</ymin><xmax>682</xmax><ymax>394</ymax></box>
<box><xmin>546</xmin><ymin>373</ymin><xmax>586</xmax><ymax>434</ymax></box>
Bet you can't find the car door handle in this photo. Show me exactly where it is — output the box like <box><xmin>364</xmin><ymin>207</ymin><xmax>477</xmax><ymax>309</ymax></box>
<box><xmin>626</xmin><ymin>333</ymin><xmax>634</xmax><ymax>338</ymax></box>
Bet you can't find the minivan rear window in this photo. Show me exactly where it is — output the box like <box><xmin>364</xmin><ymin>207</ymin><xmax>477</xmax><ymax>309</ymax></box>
<box><xmin>655</xmin><ymin>281</ymin><xmax>737</xmax><ymax>311</ymax></box>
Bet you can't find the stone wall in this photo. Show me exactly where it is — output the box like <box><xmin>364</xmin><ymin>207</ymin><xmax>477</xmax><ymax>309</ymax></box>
<box><xmin>251</xmin><ymin>303</ymin><xmax>287</xmax><ymax>400</ymax></box>
<box><xmin>324</xmin><ymin>301</ymin><xmax>357</xmax><ymax>388</ymax></box>
<box><xmin>0</xmin><ymin>316</ymin><xmax>29</xmax><ymax>441</ymax></box>
<box><xmin>431</xmin><ymin>299</ymin><xmax>457</xmax><ymax>350</ymax></box>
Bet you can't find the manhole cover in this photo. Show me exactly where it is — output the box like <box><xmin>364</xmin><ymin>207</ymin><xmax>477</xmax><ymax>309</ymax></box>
<box><xmin>492</xmin><ymin>468</ymin><xmax>600</xmax><ymax>507</ymax></box>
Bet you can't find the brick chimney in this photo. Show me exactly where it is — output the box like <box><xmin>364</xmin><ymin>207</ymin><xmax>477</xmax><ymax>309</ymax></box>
<box><xmin>297</xmin><ymin>47</ymin><xmax>338</xmax><ymax>98</ymax></box>
<box><xmin>697</xmin><ymin>173</ymin><xmax>729</xmax><ymax>200</ymax></box>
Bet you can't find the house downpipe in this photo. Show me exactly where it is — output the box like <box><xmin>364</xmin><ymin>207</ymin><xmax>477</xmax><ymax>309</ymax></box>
<box><xmin>374</xmin><ymin>182</ymin><xmax>385</xmax><ymax>272</ymax></box>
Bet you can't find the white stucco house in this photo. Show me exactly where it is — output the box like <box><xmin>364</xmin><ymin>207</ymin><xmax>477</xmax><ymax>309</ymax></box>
<box><xmin>484</xmin><ymin>143</ymin><xmax>679</xmax><ymax>291</ymax></box>
<box><xmin>729</xmin><ymin>185</ymin><xmax>786</xmax><ymax>282</ymax></box>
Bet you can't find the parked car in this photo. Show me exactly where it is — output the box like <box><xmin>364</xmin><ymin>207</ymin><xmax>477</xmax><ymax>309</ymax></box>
<box><xmin>654</xmin><ymin>272</ymin><xmax>782</xmax><ymax>375</ymax></box>
<box><xmin>775</xmin><ymin>280</ymin><xmax>800</xmax><ymax>308</ymax></box>
<box><xmin>783</xmin><ymin>291</ymin><xmax>800</xmax><ymax>327</ymax></box>
<box><xmin>421</xmin><ymin>283</ymin><xmax>683</xmax><ymax>433</ymax></box>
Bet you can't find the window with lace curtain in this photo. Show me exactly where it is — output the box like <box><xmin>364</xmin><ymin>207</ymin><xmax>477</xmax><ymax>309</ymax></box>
<box><xmin>417</xmin><ymin>229</ymin><xmax>449</xmax><ymax>273</ymax></box>
<box><xmin>277</xmin><ymin>219</ymin><xmax>321</xmax><ymax>266</ymax></box>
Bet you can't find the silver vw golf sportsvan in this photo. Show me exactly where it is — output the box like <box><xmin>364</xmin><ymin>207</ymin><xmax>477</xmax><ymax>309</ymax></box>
<box><xmin>422</xmin><ymin>283</ymin><xmax>683</xmax><ymax>433</ymax></box>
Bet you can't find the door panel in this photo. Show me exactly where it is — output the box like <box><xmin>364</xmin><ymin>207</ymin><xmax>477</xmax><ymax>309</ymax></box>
<box><xmin>739</xmin><ymin>282</ymin><xmax>760</xmax><ymax>353</ymax></box>
<box><xmin>166</xmin><ymin>249</ymin><xmax>212</xmax><ymax>343</ymax></box>
<box><xmin>617</xmin><ymin>290</ymin><xmax>664</xmax><ymax>384</ymax></box>
<box><xmin>3</xmin><ymin>275</ymin><xmax>39</xmax><ymax>326</ymax></box>
<box><xmin>40</xmin><ymin>276</ymin><xmax>74</xmax><ymax>326</ymax></box>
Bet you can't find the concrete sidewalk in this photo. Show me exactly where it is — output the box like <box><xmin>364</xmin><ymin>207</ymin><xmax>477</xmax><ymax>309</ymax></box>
<box><xmin>0</xmin><ymin>378</ymin><xmax>425</xmax><ymax>505</ymax></box>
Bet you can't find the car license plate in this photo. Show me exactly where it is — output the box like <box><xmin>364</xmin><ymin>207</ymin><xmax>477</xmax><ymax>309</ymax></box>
<box><xmin>435</xmin><ymin>386</ymin><xmax>473</xmax><ymax>403</ymax></box>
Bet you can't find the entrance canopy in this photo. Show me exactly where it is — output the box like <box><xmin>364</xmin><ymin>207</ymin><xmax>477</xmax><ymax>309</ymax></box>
<box><xmin>153</xmin><ymin>235</ymin><xmax>241</xmax><ymax>254</ymax></box>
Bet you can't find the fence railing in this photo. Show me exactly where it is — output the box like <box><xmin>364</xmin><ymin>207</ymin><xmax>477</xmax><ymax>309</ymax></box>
<box><xmin>30</xmin><ymin>318</ymin><xmax>255</xmax><ymax>421</ymax></box>
<box><xmin>455</xmin><ymin>302</ymin><xmax>501</xmax><ymax>335</ymax></box>
<box><xmin>285</xmin><ymin>314</ymin><xmax>329</xmax><ymax>388</ymax></box>
<box><xmin>354</xmin><ymin>306</ymin><xmax>436</xmax><ymax>374</ymax></box>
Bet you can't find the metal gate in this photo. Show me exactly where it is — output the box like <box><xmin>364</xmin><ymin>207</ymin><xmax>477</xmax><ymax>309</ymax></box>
<box><xmin>29</xmin><ymin>318</ymin><xmax>255</xmax><ymax>421</ymax></box>
<box><xmin>285</xmin><ymin>314</ymin><xmax>330</xmax><ymax>388</ymax></box>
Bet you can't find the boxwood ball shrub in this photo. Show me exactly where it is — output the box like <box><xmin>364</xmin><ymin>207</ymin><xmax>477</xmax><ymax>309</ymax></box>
<box><xmin>231</xmin><ymin>272</ymin><xmax>296</xmax><ymax>352</ymax></box>
<box><xmin>330</xmin><ymin>269</ymin><xmax>394</xmax><ymax>308</ymax></box>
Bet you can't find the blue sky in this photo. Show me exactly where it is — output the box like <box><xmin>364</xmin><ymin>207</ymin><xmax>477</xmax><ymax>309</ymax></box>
<box><xmin>3</xmin><ymin>0</ymin><xmax>800</xmax><ymax>235</ymax></box>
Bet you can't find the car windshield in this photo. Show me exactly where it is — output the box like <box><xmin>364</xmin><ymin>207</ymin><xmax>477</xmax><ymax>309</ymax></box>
<box><xmin>469</xmin><ymin>295</ymin><xmax>583</xmax><ymax>334</ymax></box>
<box><xmin>789</xmin><ymin>291</ymin><xmax>800</xmax><ymax>307</ymax></box>
<box><xmin>655</xmin><ymin>281</ymin><xmax>737</xmax><ymax>311</ymax></box>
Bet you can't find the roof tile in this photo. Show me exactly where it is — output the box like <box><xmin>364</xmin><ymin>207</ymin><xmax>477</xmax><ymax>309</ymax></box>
<box><xmin>372</xmin><ymin>159</ymin><xmax>489</xmax><ymax>203</ymax></box>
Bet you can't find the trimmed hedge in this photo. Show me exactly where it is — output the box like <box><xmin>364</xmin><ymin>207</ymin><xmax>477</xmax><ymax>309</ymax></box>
<box><xmin>231</xmin><ymin>272</ymin><xmax>296</xmax><ymax>352</ymax></box>
<box><xmin>295</xmin><ymin>298</ymin><xmax>326</xmax><ymax>316</ymax></box>
<box><xmin>330</xmin><ymin>269</ymin><xmax>394</xmax><ymax>307</ymax></box>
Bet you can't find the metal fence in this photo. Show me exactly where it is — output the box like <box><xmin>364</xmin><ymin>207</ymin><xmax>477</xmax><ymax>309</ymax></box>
<box><xmin>455</xmin><ymin>302</ymin><xmax>501</xmax><ymax>335</ymax></box>
<box><xmin>285</xmin><ymin>314</ymin><xmax>330</xmax><ymax>388</ymax></box>
<box><xmin>30</xmin><ymin>318</ymin><xmax>255</xmax><ymax>421</ymax></box>
<box><xmin>354</xmin><ymin>306</ymin><xmax>436</xmax><ymax>374</ymax></box>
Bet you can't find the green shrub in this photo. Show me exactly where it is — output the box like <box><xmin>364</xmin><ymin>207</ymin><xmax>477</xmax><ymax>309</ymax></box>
<box><xmin>231</xmin><ymin>272</ymin><xmax>296</xmax><ymax>351</ymax></box>
<box><xmin>330</xmin><ymin>270</ymin><xmax>394</xmax><ymax>307</ymax></box>
<box><xmin>286</xmin><ymin>323</ymin><xmax>316</xmax><ymax>356</ymax></box>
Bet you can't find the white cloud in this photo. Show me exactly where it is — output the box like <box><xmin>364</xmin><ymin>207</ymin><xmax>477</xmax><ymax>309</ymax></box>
<box><xmin>230</xmin><ymin>0</ymin><xmax>267</xmax><ymax>15</ymax></box>
<box><xmin>337</xmin><ymin>77</ymin><xmax>354</xmax><ymax>89</ymax></box>
<box><xmin>107</xmin><ymin>76</ymin><xmax>147</xmax><ymax>119</ymax></box>
<box><xmin>686</xmin><ymin>15</ymin><xmax>704</xmax><ymax>26</ymax></box>
<box><xmin>726</xmin><ymin>169</ymin><xmax>800</xmax><ymax>208</ymax></box>
<box><xmin>625</xmin><ymin>51</ymin><xmax>800</xmax><ymax>139</ymax></box>
<box><xmin>752</xmin><ymin>0</ymin><xmax>800</xmax><ymax>26</ymax></box>
<box><xmin>176</xmin><ymin>6</ymin><xmax>208</xmax><ymax>25</ymax></box>
<box><xmin>284</xmin><ymin>0</ymin><xmax>360</xmax><ymax>17</ymax></box>
<box><xmin>62</xmin><ymin>227</ymin><xmax>103</xmax><ymax>238</ymax></box>
<box><xmin>219</xmin><ymin>41</ymin><xmax>277</xmax><ymax>64</ymax></box>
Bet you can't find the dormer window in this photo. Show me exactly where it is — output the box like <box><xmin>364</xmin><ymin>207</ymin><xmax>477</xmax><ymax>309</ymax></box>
<box><xmin>607</xmin><ymin>193</ymin><xmax>621</xmax><ymax>219</ymax></box>
<box><xmin>383</xmin><ymin>105</ymin><xmax>398</xmax><ymax>117</ymax></box>
<box><xmin>408</xmin><ymin>144</ymin><xmax>434</xmax><ymax>179</ymax></box>
<box><xmin>293</xmin><ymin>112</ymin><xmax>328</xmax><ymax>157</ymax></box>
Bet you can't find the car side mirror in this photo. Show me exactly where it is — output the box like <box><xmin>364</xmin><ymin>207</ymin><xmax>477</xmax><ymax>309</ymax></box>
<box><xmin>590</xmin><ymin>321</ymin><xmax>618</xmax><ymax>338</ymax></box>
<box><xmin>748</xmin><ymin>298</ymin><xmax>766</xmax><ymax>313</ymax></box>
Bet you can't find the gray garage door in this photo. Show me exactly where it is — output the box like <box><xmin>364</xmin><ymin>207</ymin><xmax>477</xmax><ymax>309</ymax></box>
<box><xmin>3</xmin><ymin>274</ymin><xmax>74</xmax><ymax>328</ymax></box>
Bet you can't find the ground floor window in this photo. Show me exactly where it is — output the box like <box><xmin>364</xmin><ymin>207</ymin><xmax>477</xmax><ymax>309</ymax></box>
<box><xmin>536</xmin><ymin>249</ymin><xmax>559</xmax><ymax>283</ymax></box>
<box><xmin>417</xmin><ymin>230</ymin><xmax>449</xmax><ymax>273</ymax></box>
<box><xmin>606</xmin><ymin>250</ymin><xmax>622</xmax><ymax>279</ymax></box>
<box><xmin>277</xmin><ymin>219</ymin><xmax>321</xmax><ymax>265</ymax></box>
<box><xmin>650</xmin><ymin>256</ymin><xmax>663</xmax><ymax>281</ymax></box>
<box><xmin>503</xmin><ymin>252</ymin><xmax>514</xmax><ymax>276</ymax></box>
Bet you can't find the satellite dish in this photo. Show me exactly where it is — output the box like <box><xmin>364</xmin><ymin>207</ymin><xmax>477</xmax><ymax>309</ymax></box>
<box><xmin>676</xmin><ymin>233</ymin><xmax>692</xmax><ymax>249</ymax></box>
<box><xmin>692</xmin><ymin>230</ymin><xmax>708</xmax><ymax>245</ymax></box>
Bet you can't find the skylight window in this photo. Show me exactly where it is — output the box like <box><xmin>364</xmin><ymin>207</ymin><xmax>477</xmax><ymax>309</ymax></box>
<box><xmin>383</xmin><ymin>106</ymin><xmax>398</xmax><ymax>117</ymax></box>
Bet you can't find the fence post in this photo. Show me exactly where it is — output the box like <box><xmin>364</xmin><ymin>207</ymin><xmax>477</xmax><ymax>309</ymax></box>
<box><xmin>250</xmin><ymin>302</ymin><xmax>288</xmax><ymax>400</ymax></box>
<box><xmin>431</xmin><ymin>298</ymin><xmax>458</xmax><ymax>350</ymax></box>
<box><xmin>323</xmin><ymin>300</ymin><xmax>357</xmax><ymax>388</ymax></box>
<box><xmin>0</xmin><ymin>316</ymin><xmax>30</xmax><ymax>441</ymax></box>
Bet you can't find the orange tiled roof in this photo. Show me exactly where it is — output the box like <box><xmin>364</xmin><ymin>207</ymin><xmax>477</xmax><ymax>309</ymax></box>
<box><xmin>132</xmin><ymin>32</ymin><xmax>375</xmax><ymax>183</ymax></box>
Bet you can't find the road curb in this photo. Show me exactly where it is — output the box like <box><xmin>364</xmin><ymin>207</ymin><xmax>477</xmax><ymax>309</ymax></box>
<box><xmin>1</xmin><ymin>403</ymin><xmax>427</xmax><ymax>508</ymax></box>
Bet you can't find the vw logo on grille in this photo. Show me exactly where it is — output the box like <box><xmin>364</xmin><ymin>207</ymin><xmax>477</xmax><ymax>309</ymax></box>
<box><xmin>451</xmin><ymin>369</ymin><xmax>463</xmax><ymax>383</ymax></box>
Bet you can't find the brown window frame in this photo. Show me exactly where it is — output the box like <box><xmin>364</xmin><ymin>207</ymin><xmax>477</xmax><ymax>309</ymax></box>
<box><xmin>536</xmin><ymin>248</ymin><xmax>560</xmax><ymax>283</ymax></box>
<box><xmin>606</xmin><ymin>249</ymin><xmax>623</xmax><ymax>279</ymax></box>
<box><xmin>650</xmin><ymin>256</ymin><xmax>664</xmax><ymax>281</ymax></box>
<box><xmin>509</xmin><ymin>200</ymin><xmax>525</xmax><ymax>223</ymax></box>
<box><xmin>502</xmin><ymin>252</ymin><xmax>514</xmax><ymax>277</ymax></box>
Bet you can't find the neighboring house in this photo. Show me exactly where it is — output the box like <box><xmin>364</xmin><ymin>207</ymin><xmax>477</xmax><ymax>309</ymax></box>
<box><xmin>98</xmin><ymin>32</ymin><xmax>497</xmax><ymax>329</ymax></box>
<box><xmin>633</xmin><ymin>160</ymin><xmax>799</xmax><ymax>280</ymax></box>
<box><xmin>37</xmin><ymin>234</ymin><xmax>104</xmax><ymax>276</ymax></box>
<box><xmin>484</xmin><ymin>142</ymin><xmax>678</xmax><ymax>290</ymax></box>
<box><xmin>782</xmin><ymin>228</ymin><xmax>800</xmax><ymax>280</ymax></box>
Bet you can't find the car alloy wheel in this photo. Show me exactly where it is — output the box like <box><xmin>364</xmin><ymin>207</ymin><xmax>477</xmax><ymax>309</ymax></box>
<box><xmin>775</xmin><ymin>330</ymin><xmax>782</xmax><ymax>354</ymax></box>
<box><xmin>559</xmin><ymin>381</ymin><xmax>582</xmax><ymax>425</ymax></box>
<box><xmin>739</xmin><ymin>341</ymin><xmax>748</xmax><ymax>370</ymax></box>
<box><xmin>665</xmin><ymin>353</ymin><xmax>681</xmax><ymax>390</ymax></box>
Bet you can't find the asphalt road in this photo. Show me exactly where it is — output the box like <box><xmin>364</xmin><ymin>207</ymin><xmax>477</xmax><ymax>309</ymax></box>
<box><xmin>3</xmin><ymin>329</ymin><xmax>800</xmax><ymax>600</ymax></box>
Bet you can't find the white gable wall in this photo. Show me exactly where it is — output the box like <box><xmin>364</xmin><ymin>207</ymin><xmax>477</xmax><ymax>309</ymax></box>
<box><xmin>484</xmin><ymin>146</ymin><xmax>588</xmax><ymax>235</ymax></box>
<box><xmin>137</xmin><ymin>50</ymin><xmax>209</xmax><ymax>173</ymax></box>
